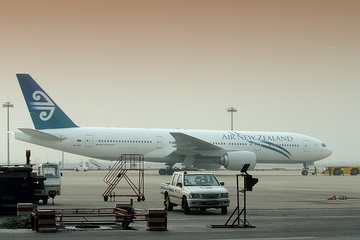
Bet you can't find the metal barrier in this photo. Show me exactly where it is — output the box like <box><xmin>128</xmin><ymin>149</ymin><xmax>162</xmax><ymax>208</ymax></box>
<box><xmin>55</xmin><ymin>208</ymin><xmax>116</xmax><ymax>225</ymax></box>
<box><xmin>43</xmin><ymin>204</ymin><xmax>149</xmax><ymax>229</ymax></box>
<box><xmin>31</xmin><ymin>204</ymin><xmax>170</xmax><ymax>231</ymax></box>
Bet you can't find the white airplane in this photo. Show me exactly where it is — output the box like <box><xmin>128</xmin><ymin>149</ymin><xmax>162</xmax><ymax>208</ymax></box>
<box><xmin>15</xmin><ymin>74</ymin><xmax>332</xmax><ymax>175</ymax></box>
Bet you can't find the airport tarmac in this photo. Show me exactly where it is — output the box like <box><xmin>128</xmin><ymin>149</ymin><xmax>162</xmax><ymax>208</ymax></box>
<box><xmin>1</xmin><ymin>169</ymin><xmax>360</xmax><ymax>239</ymax></box>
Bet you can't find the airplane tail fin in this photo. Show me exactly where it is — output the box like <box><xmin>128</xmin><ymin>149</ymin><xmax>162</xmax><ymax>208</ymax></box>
<box><xmin>16</xmin><ymin>74</ymin><xmax>78</xmax><ymax>129</ymax></box>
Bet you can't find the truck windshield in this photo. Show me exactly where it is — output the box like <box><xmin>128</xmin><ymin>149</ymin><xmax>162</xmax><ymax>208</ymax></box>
<box><xmin>184</xmin><ymin>174</ymin><xmax>220</xmax><ymax>186</ymax></box>
<box><xmin>42</xmin><ymin>165</ymin><xmax>59</xmax><ymax>178</ymax></box>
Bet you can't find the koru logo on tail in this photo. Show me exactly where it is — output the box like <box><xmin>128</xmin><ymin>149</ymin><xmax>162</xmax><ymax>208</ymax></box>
<box><xmin>30</xmin><ymin>90</ymin><xmax>55</xmax><ymax>121</ymax></box>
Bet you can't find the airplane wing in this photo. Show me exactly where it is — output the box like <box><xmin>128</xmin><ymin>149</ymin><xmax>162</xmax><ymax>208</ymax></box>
<box><xmin>167</xmin><ymin>132</ymin><xmax>228</xmax><ymax>168</ymax></box>
<box><xmin>170</xmin><ymin>132</ymin><xmax>222</xmax><ymax>154</ymax></box>
<box><xmin>18</xmin><ymin>128</ymin><xmax>67</xmax><ymax>141</ymax></box>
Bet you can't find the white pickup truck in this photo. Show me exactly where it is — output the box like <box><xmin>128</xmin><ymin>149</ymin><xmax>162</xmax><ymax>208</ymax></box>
<box><xmin>161</xmin><ymin>171</ymin><xmax>230</xmax><ymax>214</ymax></box>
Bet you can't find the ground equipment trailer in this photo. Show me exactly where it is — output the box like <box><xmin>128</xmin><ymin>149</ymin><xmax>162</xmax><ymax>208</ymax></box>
<box><xmin>322</xmin><ymin>166</ymin><xmax>360</xmax><ymax>175</ymax></box>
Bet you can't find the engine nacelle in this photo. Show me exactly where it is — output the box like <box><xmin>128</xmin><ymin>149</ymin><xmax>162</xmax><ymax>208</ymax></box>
<box><xmin>218</xmin><ymin>151</ymin><xmax>257</xmax><ymax>171</ymax></box>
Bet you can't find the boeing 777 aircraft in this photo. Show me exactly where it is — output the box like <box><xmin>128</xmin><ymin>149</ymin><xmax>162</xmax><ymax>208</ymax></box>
<box><xmin>15</xmin><ymin>74</ymin><xmax>332</xmax><ymax>175</ymax></box>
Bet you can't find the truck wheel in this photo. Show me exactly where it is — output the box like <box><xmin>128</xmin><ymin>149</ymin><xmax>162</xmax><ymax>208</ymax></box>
<box><xmin>333</xmin><ymin>168</ymin><xmax>341</xmax><ymax>175</ymax></box>
<box><xmin>164</xmin><ymin>194</ymin><xmax>174</xmax><ymax>211</ymax></box>
<box><xmin>350</xmin><ymin>168</ymin><xmax>359</xmax><ymax>175</ymax></box>
<box><xmin>221</xmin><ymin>207</ymin><xmax>227</xmax><ymax>215</ymax></box>
<box><xmin>42</xmin><ymin>198</ymin><xmax>48</xmax><ymax>205</ymax></box>
<box><xmin>183</xmin><ymin>197</ymin><xmax>190</xmax><ymax>215</ymax></box>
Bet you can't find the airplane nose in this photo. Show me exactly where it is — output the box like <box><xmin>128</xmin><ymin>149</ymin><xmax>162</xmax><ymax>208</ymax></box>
<box><xmin>323</xmin><ymin>147</ymin><xmax>333</xmax><ymax>158</ymax></box>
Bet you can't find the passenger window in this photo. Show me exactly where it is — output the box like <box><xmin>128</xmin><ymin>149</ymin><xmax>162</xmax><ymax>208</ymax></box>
<box><xmin>171</xmin><ymin>174</ymin><xmax>179</xmax><ymax>186</ymax></box>
<box><xmin>177</xmin><ymin>175</ymin><xmax>183</xmax><ymax>187</ymax></box>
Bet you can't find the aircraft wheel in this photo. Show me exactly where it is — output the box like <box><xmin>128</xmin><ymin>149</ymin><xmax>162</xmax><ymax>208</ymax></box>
<box><xmin>159</xmin><ymin>168</ymin><xmax>167</xmax><ymax>175</ymax></box>
<box><xmin>166</xmin><ymin>168</ymin><xmax>175</xmax><ymax>175</ymax></box>
<box><xmin>301</xmin><ymin>170</ymin><xmax>308</xmax><ymax>176</ymax></box>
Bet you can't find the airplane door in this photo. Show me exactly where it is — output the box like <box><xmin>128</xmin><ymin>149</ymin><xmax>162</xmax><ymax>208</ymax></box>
<box><xmin>156</xmin><ymin>136</ymin><xmax>164</xmax><ymax>148</ymax></box>
<box><xmin>303</xmin><ymin>140</ymin><xmax>310</xmax><ymax>152</ymax></box>
<box><xmin>85</xmin><ymin>135</ymin><xmax>93</xmax><ymax>147</ymax></box>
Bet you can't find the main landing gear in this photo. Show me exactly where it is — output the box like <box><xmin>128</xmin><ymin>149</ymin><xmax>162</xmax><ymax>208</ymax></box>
<box><xmin>159</xmin><ymin>163</ymin><xmax>182</xmax><ymax>175</ymax></box>
<box><xmin>159</xmin><ymin>167</ymin><xmax>175</xmax><ymax>175</ymax></box>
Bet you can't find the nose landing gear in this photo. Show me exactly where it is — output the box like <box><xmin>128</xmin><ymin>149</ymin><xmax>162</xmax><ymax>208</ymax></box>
<box><xmin>302</xmin><ymin>162</ymin><xmax>317</xmax><ymax>176</ymax></box>
<box><xmin>302</xmin><ymin>163</ymin><xmax>309</xmax><ymax>175</ymax></box>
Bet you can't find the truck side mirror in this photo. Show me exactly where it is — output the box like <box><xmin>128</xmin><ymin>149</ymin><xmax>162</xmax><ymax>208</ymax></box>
<box><xmin>220</xmin><ymin>181</ymin><xmax>225</xmax><ymax>186</ymax></box>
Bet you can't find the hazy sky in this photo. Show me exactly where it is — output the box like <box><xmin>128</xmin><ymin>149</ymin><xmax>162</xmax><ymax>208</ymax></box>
<box><xmin>0</xmin><ymin>0</ymin><xmax>359</xmax><ymax>166</ymax></box>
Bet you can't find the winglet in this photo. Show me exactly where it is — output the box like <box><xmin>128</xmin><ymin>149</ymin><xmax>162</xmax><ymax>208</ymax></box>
<box><xmin>16</xmin><ymin>74</ymin><xmax>78</xmax><ymax>129</ymax></box>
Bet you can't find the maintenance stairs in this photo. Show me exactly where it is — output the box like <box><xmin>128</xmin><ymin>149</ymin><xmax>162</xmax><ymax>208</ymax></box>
<box><xmin>102</xmin><ymin>154</ymin><xmax>145</xmax><ymax>202</ymax></box>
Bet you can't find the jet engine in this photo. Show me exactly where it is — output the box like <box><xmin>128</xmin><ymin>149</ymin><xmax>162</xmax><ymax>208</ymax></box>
<box><xmin>217</xmin><ymin>151</ymin><xmax>257</xmax><ymax>171</ymax></box>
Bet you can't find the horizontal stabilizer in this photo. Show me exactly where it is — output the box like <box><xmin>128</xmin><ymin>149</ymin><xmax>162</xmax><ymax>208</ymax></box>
<box><xmin>18</xmin><ymin>128</ymin><xmax>66</xmax><ymax>141</ymax></box>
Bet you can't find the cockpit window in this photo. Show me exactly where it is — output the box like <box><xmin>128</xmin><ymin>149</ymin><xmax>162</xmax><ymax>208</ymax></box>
<box><xmin>322</xmin><ymin>143</ymin><xmax>327</xmax><ymax>147</ymax></box>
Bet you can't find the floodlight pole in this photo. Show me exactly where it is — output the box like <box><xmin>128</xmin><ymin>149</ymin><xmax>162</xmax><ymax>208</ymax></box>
<box><xmin>3</xmin><ymin>101</ymin><xmax>14</xmax><ymax>165</ymax></box>
<box><xmin>227</xmin><ymin>107</ymin><xmax>237</xmax><ymax>131</ymax></box>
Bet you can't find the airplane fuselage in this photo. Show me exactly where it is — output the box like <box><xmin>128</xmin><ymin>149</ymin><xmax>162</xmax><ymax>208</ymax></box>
<box><xmin>15</xmin><ymin>127</ymin><xmax>331</xmax><ymax>166</ymax></box>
